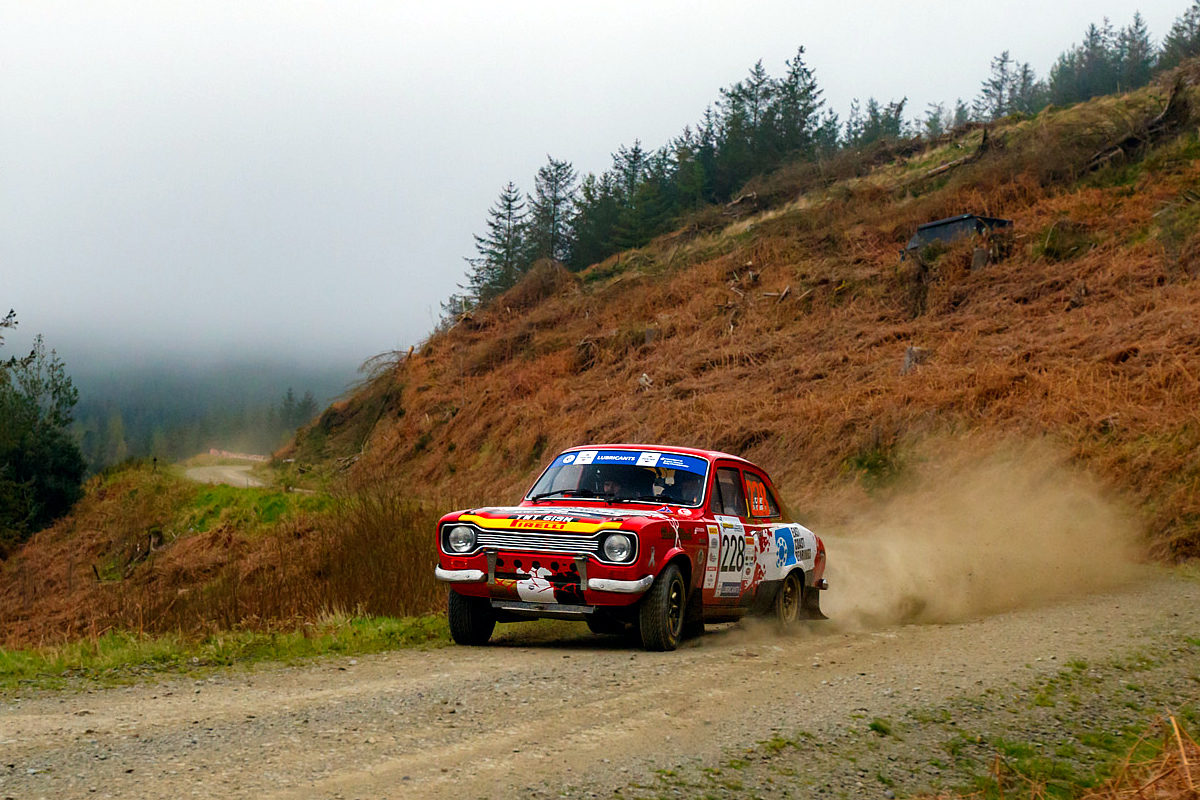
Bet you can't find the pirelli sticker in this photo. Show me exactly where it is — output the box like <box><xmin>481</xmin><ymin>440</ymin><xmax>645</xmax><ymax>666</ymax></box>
<box><xmin>459</xmin><ymin>513</ymin><xmax>623</xmax><ymax>535</ymax></box>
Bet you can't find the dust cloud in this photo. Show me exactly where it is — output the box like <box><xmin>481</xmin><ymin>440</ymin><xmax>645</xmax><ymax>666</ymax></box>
<box><xmin>819</xmin><ymin>440</ymin><xmax>1145</xmax><ymax>629</ymax></box>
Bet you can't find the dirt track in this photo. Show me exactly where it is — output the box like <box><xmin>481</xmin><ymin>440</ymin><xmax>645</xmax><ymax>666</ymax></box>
<box><xmin>182</xmin><ymin>464</ymin><xmax>266</xmax><ymax>488</ymax></box>
<box><xmin>2</xmin><ymin>570</ymin><xmax>1197</xmax><ymax>800</ymax></box>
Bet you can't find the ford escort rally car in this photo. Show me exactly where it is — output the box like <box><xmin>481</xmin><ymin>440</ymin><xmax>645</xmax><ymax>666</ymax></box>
<box><xmin>435</xmin><ymin>444</ymin><xmax>827</xmax><ymax>651</ymax></box>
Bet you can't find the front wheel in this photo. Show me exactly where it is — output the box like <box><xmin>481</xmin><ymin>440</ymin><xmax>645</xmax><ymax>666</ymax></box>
<box><xmin>774</xmin><ymin>571</ymin><xmax>802</xmax><ymax>628</ymax></box>
<box><xmin>448</xmin><ymin>591</ymin><xmax>495</xmax><ymax>645</ymax></box>
<box><xmin>639</xmin><ymin>564</ymin><xmax>686</xmax><ymax>651</ymax></box>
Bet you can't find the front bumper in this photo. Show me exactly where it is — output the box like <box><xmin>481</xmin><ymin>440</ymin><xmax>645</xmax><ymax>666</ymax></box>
<box><xmin>586</xmin><ymin>576</ymin><xmax>653</xmax><ymax>593</ymax></box>
<box><xmin>435</xmin><ymin>567</ymin><xmax>486</xmax><ymax>583</ymax></box>
<box><xmin>435</xmin><ymin>565</ymin><xmax>652</xmax><ymax>594</ymax></box>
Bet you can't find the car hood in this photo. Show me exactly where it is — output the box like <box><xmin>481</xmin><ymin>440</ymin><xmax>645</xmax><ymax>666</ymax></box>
<box><xmin>456</xmin><ymin>505</ymin><xmax>700</xmax><ymax>533</ymax></box>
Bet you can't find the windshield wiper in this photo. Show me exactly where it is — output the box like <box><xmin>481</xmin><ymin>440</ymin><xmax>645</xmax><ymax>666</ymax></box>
<box><xmin>530</xmin><ymin>489</ymin><xmax>603</xmax><ymax>502</ymax></box>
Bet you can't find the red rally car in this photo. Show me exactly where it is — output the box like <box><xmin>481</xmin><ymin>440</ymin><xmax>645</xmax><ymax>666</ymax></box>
<box><xmin>434</xmin><ymin>444</ymin><xmax>828</xmax><ymax>651</ymax></box>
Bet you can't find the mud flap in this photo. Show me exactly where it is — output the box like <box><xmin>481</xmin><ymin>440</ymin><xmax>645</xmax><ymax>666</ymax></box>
<box><xmin>802</xmin><ymin>585</ymin><xmax>828</xmax><ymax>620</ymax></box>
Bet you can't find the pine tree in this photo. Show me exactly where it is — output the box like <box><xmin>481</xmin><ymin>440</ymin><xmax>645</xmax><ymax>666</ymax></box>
<box><xmin>569</xmin><ymin>172</ymin><xmax>622</xmax><ymax>270</ymax></box>
<box><xmin>845</xmin><ymin>98</ymin><xmax>907</xmax><ymax>146</ymax></box>
<box><xmin>923</xmin><ymin>102</ymin><xmax>948</xmax><ymax>138</ymax></box>
<box><xmin>1010</xmin><ymin>62</ymin><xmax>1046</xmax><ymax>114</ymax></box>
<box><xmin>526</xmin><ymin>156</ymin><xmax>578</xmax><ymax>264</ymax></box>
<box><xmin>975</xmin><ymin>51</ymin><xmax>1014</xmax><ymax>120</ymax></box>
<box><xmin>1117</xmin><ymin>13</ymin><xmax>1154</xmax><ymax>90</ymax></box>
<box><xmin>668</xmin><ymin>127</ymin><xmax>707</xmax><ymax>211</ymax></box>
<box><xmin>812</xmin><ymin>109</ymin><xmax>841</xmax><ymax>153</ymax></box>
<box><xmin>1049</xmin><ymin>19</ymin><xmax>1121</xmax><ymax>106</ymax></box>
<box><xmin>721</xmin><ymin>60</ymin><xmax>776</xmax><ymax>170</ymax></box>
<box><xmin>297</xmin><ymin>391</ymin><xmax>318</xmax><ymax>426</ymax></box>
<box><xmin>952</xmin><ymin>99</ymin><xmax>971</xmax><ymax>128</ymax></box>
<box><xmin>1159</xmin><ymin>1</ymin><xmax>1200</xmax><ymax>71</ymax></box>
<box><xmin>771</xmin><ymin>46</ymin><xmax>824</xmax><ymax>156</ymax></box>
<box><xmin>466</xmin><ymin>182</ymin><xmax>528</xmax><ymax>302</ymax></box>
<box><xmin>1081</xmin><ymin>20</ymin><xmax>1119</xmax><ymax>97</ymax></box>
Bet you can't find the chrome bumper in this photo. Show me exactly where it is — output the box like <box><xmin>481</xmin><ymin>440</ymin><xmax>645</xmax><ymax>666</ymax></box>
<box><xmin>587</xmin><ymin>575</ymin><xmax>653</xmax><ymax>593</ymax></box>
<box><xmin>435</xmin><ymin>567</ymin><xmax>486</xmax><ymax>583</ymax></box>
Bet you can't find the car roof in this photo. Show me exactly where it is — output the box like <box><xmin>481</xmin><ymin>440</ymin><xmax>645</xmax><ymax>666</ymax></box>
<box><xmin>558</xmin><ymin>443</ymin><xmax>757</xmax><ymax>468</ymax></box>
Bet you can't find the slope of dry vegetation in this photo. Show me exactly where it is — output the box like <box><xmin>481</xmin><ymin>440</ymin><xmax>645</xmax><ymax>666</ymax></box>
<box><xmin>4</xmin><ymin>67</ymin><xmax>1200</xmax><ymax>649</ymax></box>
<box><xmin>0</xmin><ymin>464</ymin><xmax>443</xmax><ymax>647</ymax></box>
<box><xmin>293</xmin><ymin>66</ymin><xmax>1200</xmax><ymax>562</ymax></box>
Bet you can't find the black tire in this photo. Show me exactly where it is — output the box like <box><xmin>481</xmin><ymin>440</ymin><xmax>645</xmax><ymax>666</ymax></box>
<box><xmin>448</xmin><ymin>590</ymin><xmax>495</xmax><ymax>645</ymax></box>
<box><xmin>775</xmin><ymin>571</ymin><xmax>802</xmax><ymax>627</ymax></box>
<box><xmin>585</xmin><ymin>613</ymin><xmax>627</xmax><ymax>636</ymax></box>
<box><xmin>638</xmin><ymin>564</ymin><xmax>686</xmax><ymax>651</ymax></box>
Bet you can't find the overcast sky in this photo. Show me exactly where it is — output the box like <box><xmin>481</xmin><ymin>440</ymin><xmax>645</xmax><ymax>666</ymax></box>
<box><xmin>1</xmin><ymin>1</ymin><xmax>1186</xmax><ymax>370</ymax></box>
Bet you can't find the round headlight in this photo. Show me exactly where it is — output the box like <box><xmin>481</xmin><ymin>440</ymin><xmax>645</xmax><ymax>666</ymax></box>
<box><xmin>447</xmin><ymin>525</ymin><xmax>476</xmax><ymax>553</ymax></box>
<box><xmin>602</xmin><ymin>533</ymin><xmax>633</xmax><ymax>562</ymax></box>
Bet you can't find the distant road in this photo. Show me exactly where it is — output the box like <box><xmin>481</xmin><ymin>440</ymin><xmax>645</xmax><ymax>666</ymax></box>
<box><xmin>183</xmin><ymin>464</ymin><xmax>266</xmax><ymax>488</ymax></box>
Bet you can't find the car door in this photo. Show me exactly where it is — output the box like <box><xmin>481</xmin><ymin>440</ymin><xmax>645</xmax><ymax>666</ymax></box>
<box><xmin>703</xmin><ymin>464</ymin><xmax>754</xmax><ymax>605</ymax></box>
<box><xmin>742</xmin><ymin>469</ymin><xmax>785</xmax><ymax>593</ymax></box>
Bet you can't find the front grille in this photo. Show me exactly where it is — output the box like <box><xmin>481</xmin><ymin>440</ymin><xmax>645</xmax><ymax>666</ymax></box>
<box><xmin>476</xmin><ymin>531</ymin><xmax>601</xmax><ymax>556</ymax></box>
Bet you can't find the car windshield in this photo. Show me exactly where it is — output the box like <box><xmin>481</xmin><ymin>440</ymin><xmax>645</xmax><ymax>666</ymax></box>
<box><xmin>527</xmin><ymin>449</ymin><xmax>710</xmax><ymax>507</ymax></box>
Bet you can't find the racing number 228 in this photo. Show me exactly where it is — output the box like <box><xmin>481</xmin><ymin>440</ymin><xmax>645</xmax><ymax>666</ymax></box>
<box><xmin>720</xmin><ymin>533</ymin><xmax>745</xmax><ymax>572</ymax></box>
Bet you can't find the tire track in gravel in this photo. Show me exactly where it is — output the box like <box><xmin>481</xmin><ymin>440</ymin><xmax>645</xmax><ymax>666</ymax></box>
<box><xmin>3</xmin><ymin>571</ymin><xmax>1198</xmax><ymax>800</ymax></box>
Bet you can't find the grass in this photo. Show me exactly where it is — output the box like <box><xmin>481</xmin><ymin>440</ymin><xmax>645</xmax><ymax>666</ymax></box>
<box><xmin>179</xmin><ymin>483</ymin><xmax>332</xmax><ymax>534</ymax></box>
<box><xmin>868</xmin><ymin>717</ymin><xmax>894</xmax><ymax>736</ymax></box>
<box><xmin>0</xmin><ymin>613</ymin><xmax>448</xmax><ymax>691</ymax></box>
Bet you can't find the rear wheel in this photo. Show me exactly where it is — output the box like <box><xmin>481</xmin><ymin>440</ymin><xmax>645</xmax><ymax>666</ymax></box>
<box><xmin>639</xmin><ymin>564</ymin><xmax>686</xmax><ymax>651</ymax></box>
<box><xmin>448</xmin><ymin>591</ymin><xmax>495</xmax><ymax>645</ymax></box>
<box><xmin>775</xmin><ymin>572</ymin><xmax>802</xmax><ymax>627</ymax></box>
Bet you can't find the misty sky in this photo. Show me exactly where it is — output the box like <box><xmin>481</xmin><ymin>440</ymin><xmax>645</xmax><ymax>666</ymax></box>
<box><xmin>1</xmin><ymin>1</ymin><xmax>1186</xmax><ymax>370</ymax></box>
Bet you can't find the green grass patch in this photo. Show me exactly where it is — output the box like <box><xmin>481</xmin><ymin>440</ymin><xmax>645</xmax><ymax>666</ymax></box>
<box><xmin>180</xmin><ymin>483</ymin><xmax>332</xmax><ymax>534</ymax></box>
<box><xmin>868</xmin><ymin>717</ymin><xmax>894</xmax><ymax>736</ymax></box>
<box><xmin>0</xmin><ymin>614</ymin><xmax>447</xmax><ymax>691</ymax></box>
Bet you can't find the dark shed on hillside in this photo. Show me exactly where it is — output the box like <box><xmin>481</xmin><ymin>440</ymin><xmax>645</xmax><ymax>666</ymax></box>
<box><xmin>904</xmin><ymin>214</ymin><xmax>1012</xmax><ymax>254</ymax></box>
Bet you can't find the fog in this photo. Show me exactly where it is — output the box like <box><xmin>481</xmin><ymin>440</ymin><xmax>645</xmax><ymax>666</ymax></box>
<box><xmin>1</xmin><ymin>1</ymin><xmax>1185</xmax><ymax>371</ymax></box>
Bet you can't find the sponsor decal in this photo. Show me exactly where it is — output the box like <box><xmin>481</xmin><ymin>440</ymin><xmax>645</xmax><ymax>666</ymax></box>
<box><xmin>703</xmin><ymin>568</ymin><xmax>717</xmax><ymax>589</ymax></box>
<box><xmin>637</xmin><ymin>452</ymin><xmax>662</xmax><ymax>467</ymax></box>
<box><xmin>512</xmin><ymin>520</ymin><xmax>568</xmax><ymax>531</ymax></box>
<box><xmin>515</xmin><ymin>565</ymin><xmax>557</xmax><ymax>603</ymax></box>
<box><xmin>657</xmin><ymin>455</ymin><xmax>707</xmax><ymax>473</ymax></box>
<box><xmin>714</xmin><ymin>515</ymin><xmax>746</xmax><ymax>593</ymax></box>
<box><xmin>595</xmin><ymin>453</ymin><xmax>638</xmax><ymax>463</ymax></box>
<box><xmin>717</xmin><ymin>581</ymin><xmax>741</xmax><ymax>598</ymax></box>
<box><xmin>574</xmin><ymin>450</ymin><xmax>598</xmax><ymax>465</ymax></box>
<box><xmin>774</xmin><ymin>527</ymin><xmax>797</xmax><ymax>569</ymax></box>
<box><xmin>561</xmin><ymin>454</ymin><xmax>576</xmax><ymax>464</ymax></box>
<box><xmin>799</xmin><ymin>549</ymin><xmax>813</xmax><ymax>561</ymax></box>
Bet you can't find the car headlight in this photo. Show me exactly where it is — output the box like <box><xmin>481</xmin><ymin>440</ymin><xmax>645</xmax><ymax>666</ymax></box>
<box><xmin>602</xmin><ymin>533</ymin><xmax>634</xmax><ymax>562</ymax></box>
<box><xmin>447</xmin><ymin>525</ymin><xmax>476</xmax><ymax>553</ymax></box>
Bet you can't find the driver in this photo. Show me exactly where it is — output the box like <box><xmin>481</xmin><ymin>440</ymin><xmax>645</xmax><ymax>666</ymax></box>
<box><xmin>673</xmin><ymin>472</ymin><xmax>704</xmax><ymax>505</ymax></box>
<box><xmin>601</xmin><ymin>476</ymin><xmax>624</xmax><ymax>498</ymax></box>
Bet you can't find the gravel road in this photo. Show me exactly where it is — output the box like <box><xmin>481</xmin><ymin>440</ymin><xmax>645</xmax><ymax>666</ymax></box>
<box><xmin>182</xmin><ymin>465</ymin><xmax>266</xmax><ymax>488</ymax></box>
<box><xmin>2</xmin><ymin>570</ymin><xmax>1197</xmax><ymax>800</ymax></box>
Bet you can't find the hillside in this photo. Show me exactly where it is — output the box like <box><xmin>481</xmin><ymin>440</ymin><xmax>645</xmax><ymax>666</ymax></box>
<box><xmin>3</xmin><ymin>66</ymin><xmax>1200</xmax><ymax>648</ymax></box>
<box><xmin>293</xmin><ymin>65</ymin><xmax>1200</xmax><ymax>561</ymax></box>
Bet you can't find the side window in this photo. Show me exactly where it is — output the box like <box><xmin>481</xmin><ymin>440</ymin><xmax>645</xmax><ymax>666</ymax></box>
<box><xmin>715</xmin><ymin>467</ymin><xmax>747</xmax><ymax>517</ymax></box>
<box><xmin>744</xmin><ymin>473</ymin><xmax>779</xmax><ymax>518</ymax></box>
